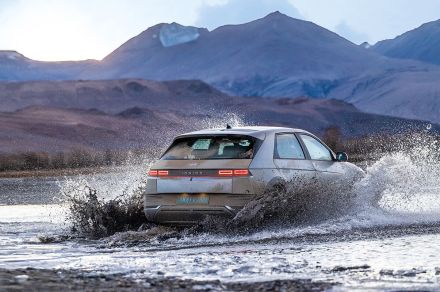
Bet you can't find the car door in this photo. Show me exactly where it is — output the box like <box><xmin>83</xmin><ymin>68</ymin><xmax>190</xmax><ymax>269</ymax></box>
<box><xmin>273</xmin><ymin>133</ymin><xmax>315</xmax><ymax>182</ymax></box>
<box><xmin>298</xmin><ymin>134</ymin><xmax>345</xmax><ymax>182</ymax></box>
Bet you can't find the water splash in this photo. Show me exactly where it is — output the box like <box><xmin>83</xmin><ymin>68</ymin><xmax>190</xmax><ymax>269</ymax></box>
<box><xmin>60</xmin><ymin>115</ymin><xmax>250</xmax><ymax>239</ymax></box>
<box><xmin>59</xmin><ymin>132</ymin><xmax>440</xmax><ymax>243</ymax></box>
<box><xmin>60</xmin><ymin>163</ymin><xmax>152</xmax><ymax>238</ymax></box>
<box><xmin>199</xmin><ymin>112</ymin><xmax>250</xmax><ymax>129</ymax></box>
<box><xmin>353</xmin><ymin>141</ymin><xmax>440</xmax><ymax>217</ymax></box>
<box><xmin>63</xmin><ymin>182</ymin><xmax>148</xmax><ymax>239</ymax></box>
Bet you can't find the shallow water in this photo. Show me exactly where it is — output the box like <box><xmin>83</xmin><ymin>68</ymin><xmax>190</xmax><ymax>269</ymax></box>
<box><xmin>2</xmin><ymin>149</ymin><xmax>440</xmax><ymax>291</ymax></box>
<box><xmin>1</xmin><ymin>203</ymin><xmax>440</xmax><ymax>291</ymax></box>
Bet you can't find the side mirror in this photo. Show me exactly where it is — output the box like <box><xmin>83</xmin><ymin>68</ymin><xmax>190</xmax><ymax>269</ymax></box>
<box><xmin>336</xmin><ymin>152</ymin><xmax>348</xmax><ymax>162</ymax></box>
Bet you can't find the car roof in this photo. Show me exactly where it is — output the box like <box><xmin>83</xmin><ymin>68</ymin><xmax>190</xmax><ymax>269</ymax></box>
<box><xmin>176</xmin><ymin>126</ymin><xmax>312</xmax><ymax>139</ymax></box>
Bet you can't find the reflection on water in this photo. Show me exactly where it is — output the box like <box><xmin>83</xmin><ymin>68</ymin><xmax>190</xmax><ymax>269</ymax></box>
<box><xmin>0</xmin><ymin>165</ymin><xmax>146</xmax><ymax>205</ymax></box>
<box><xmin>0</xmin><ymin>177</ymin><xmax>61</xmax><ymax>205</ymax></box>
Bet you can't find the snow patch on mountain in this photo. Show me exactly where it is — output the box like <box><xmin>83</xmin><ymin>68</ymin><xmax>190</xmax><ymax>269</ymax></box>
<box><xmin>159</xmin><ymin>23</ymin><xmax>200</xmax><ymax>47</ymax></box>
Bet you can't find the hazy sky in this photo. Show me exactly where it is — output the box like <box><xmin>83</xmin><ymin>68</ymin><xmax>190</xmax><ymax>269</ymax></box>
<box><xmin>0</xmin><ymin>0</ymin><xmax>439</xmax><ymax>61</ymax></box>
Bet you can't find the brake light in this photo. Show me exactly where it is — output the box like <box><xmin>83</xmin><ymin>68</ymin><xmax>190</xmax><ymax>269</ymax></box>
<box><xmin>218</xmin><ymin>170</ymin><xmax>233</xmax><ymax>176</ymax></box>
<box><xmin>148</xmin><ymin>170</ymin><xmax>158</xmax><ymax>176</ymax></box>
<box><xmin>148</xmin><ymin>170</ymin><xmax>169</xmax><ymax>177</ymax></box>
<box><xmin>158</xmin><ymin>170</ymin><xmax>169</xmax><ymax>176</ymax></box>
<box><xmin>234</xmin><ymin>169</ymin><xmax>249</xmax><ymax>176</ymax></box>
<box><xmin>218</xmin><ymin>169</ymin><xmax>249</xmax><ymax>176</ymax></box>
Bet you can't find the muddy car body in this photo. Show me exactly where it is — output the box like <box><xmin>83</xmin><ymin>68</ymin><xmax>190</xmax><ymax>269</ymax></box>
<box><xmin>144</xmin><ymin>126</ymin><xmax>363</xmax><ymax>224</ymax></box>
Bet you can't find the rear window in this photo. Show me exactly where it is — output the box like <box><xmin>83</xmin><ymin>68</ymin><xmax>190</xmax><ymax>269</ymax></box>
<box><xmin>161</xmin><ymin>135</ymin><xmax>258</xmax><ymax>160</ymax></box>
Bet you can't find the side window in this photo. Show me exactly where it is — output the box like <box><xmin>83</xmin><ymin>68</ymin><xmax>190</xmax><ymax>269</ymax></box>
<box><xmin>299</xmin><ymin>134</ymin><xmax>333</xmax><ymax>161</ymax></box>
<box><xmin>274</xmin><ymin>134</ymin><xmax>305</xmax><ymax>159</ymax></box>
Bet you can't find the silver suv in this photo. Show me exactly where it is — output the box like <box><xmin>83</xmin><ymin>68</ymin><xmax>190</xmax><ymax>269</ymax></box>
<box><xmin>144</xmin><ymin>126</ymin><xmax>363</xmax><ymax>224</ymax></box>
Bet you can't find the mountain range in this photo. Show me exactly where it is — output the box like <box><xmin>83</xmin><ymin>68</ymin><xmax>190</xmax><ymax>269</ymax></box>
<box><xmin>0</xmin><ymin>12</ymin><xmax>439</xmax><ymax>134</ymax></box>
<box><xmin>0</xmin><ymin>50</ymin><xmax>94</xmax><ymax>81</ymax></box>
<box><xmin>372</xmin><ymin>19</ymin><xmax>440</xmax><ymax>65</ymax></box>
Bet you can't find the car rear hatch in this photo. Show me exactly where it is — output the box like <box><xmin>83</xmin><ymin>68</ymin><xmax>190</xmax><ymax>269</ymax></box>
<box><xmin>151</xmin><ymin>159</ymin><xmax>253</xmax><ymax>194</ymax></box>
<box><xmin>148</xmin><ymin>134</ymin><xmax>262</xmax><ymax>195</ymax></box>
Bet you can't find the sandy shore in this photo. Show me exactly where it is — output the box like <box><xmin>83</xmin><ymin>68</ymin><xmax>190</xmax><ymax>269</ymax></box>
<box><xmin>0</xmin><ymin>268</ymin><xmax>335</xmax><ymax>291</ymax></box>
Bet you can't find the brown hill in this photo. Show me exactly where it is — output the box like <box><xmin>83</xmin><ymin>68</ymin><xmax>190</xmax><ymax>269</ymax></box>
<box><xmin>0</xmin><ymin>79</ymin><xmax>435</xmax><ymax>155</ymax></box>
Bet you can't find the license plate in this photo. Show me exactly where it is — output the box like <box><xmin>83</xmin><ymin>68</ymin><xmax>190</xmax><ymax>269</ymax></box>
<box><xmin>157</xmin><ymin>178</ymin><xmax>232</xmax><ymax>194</ymax></box>
<box><xmin>176</xmin><ymin>194</ymin><xmax>209</xmax><ymax>205</ymax></box>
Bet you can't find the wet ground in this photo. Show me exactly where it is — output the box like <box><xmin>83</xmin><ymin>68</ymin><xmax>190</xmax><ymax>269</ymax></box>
<box><xmin>2</xmin><ymin>149</ymin><xmax>440</xmax><ymax>291</ymax></box>
<box><xmin>0</xmin><ymin>268</ymin><xmax>334</xmax><ymax>291</ymax></box>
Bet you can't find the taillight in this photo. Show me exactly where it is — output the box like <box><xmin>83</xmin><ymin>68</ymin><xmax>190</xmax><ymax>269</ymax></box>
<box><xmin>148</xmin><ymin>170</ymin><xmax>158</xmax><ymax>176</ymax></box>
<box><xmin>218</xmin><ymin>170</ymin><xmax>233</xmax><ymax>176</ymax></box>
<box><xmin>233</xmin><ymin>169</ymin><xmax>249</xmax><ymax>176</ymax></box>
<box><xmin>149</xmin><ymin>170</ymin><xmax>169</xmax><ymax>177</ymax></box>
<box><xmin>158</xmin><ymin>170</ymin><xmax>169</xmax><ymax>176</ymax></box>
<box><xmin>218</xmin><ymin>169</ymin><xmax>250</xmax><ymax>177</ymax></box>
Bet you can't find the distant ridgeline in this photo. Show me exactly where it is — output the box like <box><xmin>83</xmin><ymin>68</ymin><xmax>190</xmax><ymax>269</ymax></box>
<box><xmin>1</xmin><ymin>12</ymin><xmax>440</xmax><ymax>124</ymax></box>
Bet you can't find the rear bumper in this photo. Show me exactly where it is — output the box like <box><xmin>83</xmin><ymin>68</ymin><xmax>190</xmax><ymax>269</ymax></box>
<box><xmin>143</xmin><ymin>174</ymin><xmax>264</xmax><ymax>224</ymax></box>
<box><xmin>144</xmin><ymin>205</ymin><xmax>237</xmax><ymax>225</ymax></box>
<box><xmin>144</xmin><ymin>193</ymin><xmax>254</xmax><ymax>224</ymax></box>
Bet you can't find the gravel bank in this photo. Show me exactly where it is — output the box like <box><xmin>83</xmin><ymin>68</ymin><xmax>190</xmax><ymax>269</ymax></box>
<box><xmin>0</xmin><ymin>268</ymin><xmax>335</xmax><ymax>291</ymax></box>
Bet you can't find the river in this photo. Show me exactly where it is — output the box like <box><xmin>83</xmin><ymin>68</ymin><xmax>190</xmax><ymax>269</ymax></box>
<box><xmin>1</xmin><ymin>150</ymin><xmax>440</xmax><ymax>291</ymax></box>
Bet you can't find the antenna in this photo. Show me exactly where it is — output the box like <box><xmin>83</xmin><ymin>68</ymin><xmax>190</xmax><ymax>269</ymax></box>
<box><xmin>226</xmin><ymin>124</ymin><xmax>232</xmax><ymax>129</ymax></box>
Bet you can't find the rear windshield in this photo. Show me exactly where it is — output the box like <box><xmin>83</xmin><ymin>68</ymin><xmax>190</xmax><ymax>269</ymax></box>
<box><xmin>161</xmin><ymin>135</ymin><xmax>258</xmax><ymax>160</ymax></box>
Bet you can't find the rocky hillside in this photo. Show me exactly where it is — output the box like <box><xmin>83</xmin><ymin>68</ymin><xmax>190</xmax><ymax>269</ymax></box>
<box><xmin>372</xmin><ymin>20</ymin><xmax>440</xmax><ymax>65</ymax></box>
<box><xmin>0</xmin><ymin>80</ymin><xmax>434</xmax><ymax>154</ymax></box>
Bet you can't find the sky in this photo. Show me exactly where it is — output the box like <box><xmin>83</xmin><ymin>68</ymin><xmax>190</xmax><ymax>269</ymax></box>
<box><xmin>0</xmin><ymin>0</ymin><xmax>439</xmax><ymax>61</ymax></box>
